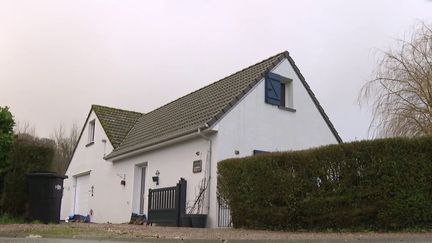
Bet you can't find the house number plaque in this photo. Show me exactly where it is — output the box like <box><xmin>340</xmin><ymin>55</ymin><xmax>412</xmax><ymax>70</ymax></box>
<box><xmin>193</xmin><ymin>160</ymin><xmax>202</xmax><ymax>173</ymax></box>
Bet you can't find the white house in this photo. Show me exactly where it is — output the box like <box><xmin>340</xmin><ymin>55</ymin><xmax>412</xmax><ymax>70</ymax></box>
<box><xmin>60</xmin><ymin>51</ymin><xmax>342</xmax><ymax>228</ymax></box>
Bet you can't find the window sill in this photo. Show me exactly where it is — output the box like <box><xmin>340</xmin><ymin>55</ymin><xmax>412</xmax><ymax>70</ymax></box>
<box><xmin>278</xmin><ymin>106</ymin><xmax>296</xmax><ymax>112</ymax></box>
<box><xmin>85</xmin><ymin>142</ymin><xmax>94</xmax><ymax>147</ymax></box>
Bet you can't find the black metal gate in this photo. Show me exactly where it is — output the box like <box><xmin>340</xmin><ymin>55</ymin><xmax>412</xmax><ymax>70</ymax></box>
<box><xmin>217</xmin><ymin>195</ymin><xmax>232</xmax><ymax>227</ymax></box>
<box><xmin>147</xmin><ymin>178</ymin><xmax>186</xmax><ymax>226</ymax></box>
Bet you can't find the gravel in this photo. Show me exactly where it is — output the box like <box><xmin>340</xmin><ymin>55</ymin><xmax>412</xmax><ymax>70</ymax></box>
<box><xmin>1</xmin><ymin>223</ymin><xmax>432</xmax><ymax>241</ymax></box>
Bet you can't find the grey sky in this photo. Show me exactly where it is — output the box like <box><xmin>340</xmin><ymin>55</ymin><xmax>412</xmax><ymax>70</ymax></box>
<box><xmin>1</xmin><ymin>0</ymin><xmax>431</xmax><ymax>141</ymax></box>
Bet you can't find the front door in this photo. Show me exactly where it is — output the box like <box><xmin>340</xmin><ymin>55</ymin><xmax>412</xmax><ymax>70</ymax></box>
<box><xmin>133</xmin><ymin>163</ymin><xmax>148</xmax><ymax>215</ymax></box>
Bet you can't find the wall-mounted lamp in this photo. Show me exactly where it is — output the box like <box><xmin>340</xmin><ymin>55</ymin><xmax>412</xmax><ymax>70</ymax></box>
<box><xmin>102</xmin><ymin>139</ymin><xmax>107</xmax><ymax>156</ymax></box>
<box><xmin>152</xmin><ymin>170</ymin><xmax>160</xmax><ymax>185</ymax></box>
<box><xmin>117</xmin><ymin>173</ymin><xmax>126</xmax><ymax>186</ymax></box>
<box><xmin>234</xmin><ymin>150</ymin><xmax>240</xmax><ymax>155</ymax></box>
<box><xmin>196</xmin><ymin>151</ymin><xmax>200</xmax><ymax>156</ymax></box>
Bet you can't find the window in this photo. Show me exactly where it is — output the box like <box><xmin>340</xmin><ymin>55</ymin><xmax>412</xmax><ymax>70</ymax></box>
<box><xmin>88</xmin><ymin>119</ymin><xmax>95</xmax><ymax>145</ymax></box>
<box><xmin>265</xmin><ymin>72</ymin><xmax>294</xmax><ymax>110</ymax></box>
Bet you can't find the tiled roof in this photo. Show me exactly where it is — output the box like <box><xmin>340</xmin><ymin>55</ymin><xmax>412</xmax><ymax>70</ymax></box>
<box><xmin>92</xmin><ymin>105</ymin><xmax>143</xmax><ymax>148</ymax></box>
<box><xmin>105</xmin><ymin>51</ymin><xmax>342</xmax><ymax>159</ymax></box>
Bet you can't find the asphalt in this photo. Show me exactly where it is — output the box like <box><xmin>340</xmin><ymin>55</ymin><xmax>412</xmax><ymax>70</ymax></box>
<box><xmin>1</xmin><ymin>237</ymin><xmax>432</xmax><ymax>243</ymax></box>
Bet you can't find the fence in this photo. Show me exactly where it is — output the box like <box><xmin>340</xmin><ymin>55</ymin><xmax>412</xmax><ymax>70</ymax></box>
<box><xmin>217</xmin><ymin>195</ymin><xmax>232</xmax><ymax>227</ymax></box>
<box><xmin>147</xmin><ymin>178</ymin><xmax>186</xmax><ymax>226</ymax></box>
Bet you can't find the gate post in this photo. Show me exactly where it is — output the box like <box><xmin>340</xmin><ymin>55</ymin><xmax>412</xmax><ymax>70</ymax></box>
<box><xmin>177</xmin><ymin>178</ymin><xmax>187</xmax><ymax>226</ymax></box>
<box><xmin>147</xmin><ymin>188</ymin><xmax>152</xmax><ymax>225</ymax></box>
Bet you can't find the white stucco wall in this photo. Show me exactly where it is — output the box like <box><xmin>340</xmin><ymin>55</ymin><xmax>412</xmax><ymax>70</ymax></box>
<box><xmin>111</xmin><ymin>137</ymin><xmax>211</xmax><ymax>220</ymax></box>
<box><xmin>61</xmin><ymin>110</ymin><xmax>116</xmax><ymax>223</ymax></box>
<box><xmin>213</xmin><ymin>58</ymin><xmax>338</xmax><ymax>158</ymax></box>
<box><xmin>206</xmin><ymin>57</ymin><xmax>339</xmax><ymax>227</ymax></box>
<box><xmin>61</xmin><ymin>112</ymin><xmax>211</xmax><ymax>224</ymax></box>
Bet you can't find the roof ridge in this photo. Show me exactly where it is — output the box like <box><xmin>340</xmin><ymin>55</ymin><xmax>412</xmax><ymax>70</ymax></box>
<box><xmin>205</xmin><ymin>52</ymin><xmax>287</xmax><ymax>126</ymax></box>
<box><xmin>91</xmin><ymin>104</ymin><xmax>144</xmax><ymax>115</ymax></box>
<box><xmin>107</xmin><ymin>51</ymin><xmax>289</xmax><ymax>158</ymax></box>
<box><xmin>91</xmin><ymin>104</ymin><xmax>144</xmax><ymax>149</ymax></box>
<box><xmin>132</xmin><ymin>51</ymin><xmax>288</xmax><ymax>121</ymax></box>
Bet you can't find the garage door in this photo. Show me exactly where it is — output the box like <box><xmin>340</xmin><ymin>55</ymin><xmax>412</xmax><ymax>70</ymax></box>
<box><xmin>74</xmin><ymin>174</ymin><xmax>90</xmax><ymax>216</ymax></box>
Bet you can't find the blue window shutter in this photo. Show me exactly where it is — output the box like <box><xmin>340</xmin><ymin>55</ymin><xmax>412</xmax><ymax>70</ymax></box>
<box><xmin>265</xmin><ymin>73</ymin><xmax>281</xmax><ymax>105</ymax></box>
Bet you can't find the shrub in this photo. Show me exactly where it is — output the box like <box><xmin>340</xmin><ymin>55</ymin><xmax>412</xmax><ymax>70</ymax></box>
<box><xmin>217</xmin><ymin>136</ymin><xmax>432</xmax><ymax>230</ymax></box>
<box><xmin>0</xmin><ymin>213</ymin><xmax>25</xmax><ymax>224</ymax></box>
<box><xmin>0</xmin><ymin>106</ymin><xmax>15</xmax><ymax>212</ymax></box>
<box><xmin>1</xmin><ymin>134</ymin><xmax>54</xmax><ymax>216</ymax></box>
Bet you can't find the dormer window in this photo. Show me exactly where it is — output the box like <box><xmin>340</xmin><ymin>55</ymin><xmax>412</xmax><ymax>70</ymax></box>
<box><xmin>88</xmin><ymin>119</ymin><xmax>95</xmax><ymax>145</ymax></box>
<box><xmin>265</xmin><ymin>72</ymin><xmax>295</xmax><ymax>111</ymax></box>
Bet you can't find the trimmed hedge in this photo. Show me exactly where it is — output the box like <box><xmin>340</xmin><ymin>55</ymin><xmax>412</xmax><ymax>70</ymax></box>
<box><xmin>217</xmin><ymin>137</ymin><xmax>432</xmax><ymax>230</ymax></box>
<box><xmin>1</xmin><ymin>134</ymin><xmax>54</xmax><ymax>216</ymax></box>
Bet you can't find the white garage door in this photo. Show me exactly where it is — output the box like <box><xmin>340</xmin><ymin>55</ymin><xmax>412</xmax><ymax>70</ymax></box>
<box><xmin>74</xmin><ymin>174</ymin><xmax>90</xmax><ymax>216</ymax></box>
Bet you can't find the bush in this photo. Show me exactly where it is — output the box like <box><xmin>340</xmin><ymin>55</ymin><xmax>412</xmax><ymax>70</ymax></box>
<box><xmin>1</xmin><ymin>134</ymin><xmax>54</xmax><ymax>216</ymax></box>
<box><xmin>0</xmin><ymin>106</ymin><xmax>15</xmax><ymax>212</ymax></box>
<box><xmin>0</xmin><ymin>213</ymin><xmax>25</xmax><ymax>224</ymax></box>
<box><xmin>217</xmin><ymin>136</ymin><xmax>432</xmax><ymax>231</ymax></box>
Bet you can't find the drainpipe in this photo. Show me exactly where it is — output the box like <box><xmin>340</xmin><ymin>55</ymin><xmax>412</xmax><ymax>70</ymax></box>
<box><xmin>198</xmin><ymin>123</ymin><xmax>212</xmax><ymax>214</ymax></box>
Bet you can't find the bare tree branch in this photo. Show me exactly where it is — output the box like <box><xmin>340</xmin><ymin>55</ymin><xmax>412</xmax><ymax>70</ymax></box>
<box><xmin>13</xmin><ymin>121</ymin><xmax>36</xmax><ymax>137</ymax></box>
<box><xmin>50</xmin><ymin>123</ymin><xmax>79</xmax><ymax>174</ymax></box>
<box><xmin>360</xmin><ymin>21</ymin><xmax>432</xmax><ymax>138</ymax></box>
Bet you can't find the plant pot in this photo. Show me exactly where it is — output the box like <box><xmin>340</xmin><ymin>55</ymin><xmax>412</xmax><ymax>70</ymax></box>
<box><xmin>180</xmin><ymin>214</ymin><xmax>192</xmax><ymax>227</ymax></box>
<box><xmin>190</xmin><ymin>214</ymin><xmax>207</xmax><ymax>228</ymax></box>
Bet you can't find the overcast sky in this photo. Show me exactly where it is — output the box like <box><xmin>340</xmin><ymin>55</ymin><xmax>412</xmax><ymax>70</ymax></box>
<box><xmin>1</xmin><ymin>0</ymin><xmax>431</xmax><ymax>141</ymax></box>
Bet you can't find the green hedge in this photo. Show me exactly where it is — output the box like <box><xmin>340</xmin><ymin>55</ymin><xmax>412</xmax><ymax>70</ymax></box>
<box><xmin>0</xmin><ymin>106</ymin><xmax>14</xmax><ymax>211</ymax></box>
<box><xmin>217</xmin><ymin>137</ymin><xmax>432</xmax><ymax>230</ymax></box>
<box><xmin>1</xmin><ymin>134</ymin><xmax>54</xmax><ymax>216</ymax></box>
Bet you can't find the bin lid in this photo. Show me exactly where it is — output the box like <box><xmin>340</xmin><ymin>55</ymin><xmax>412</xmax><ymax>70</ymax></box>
<box><xmin>26</xmin><ymin>171</ymin><xmax>68</xmax><ymax>179</ymax></box>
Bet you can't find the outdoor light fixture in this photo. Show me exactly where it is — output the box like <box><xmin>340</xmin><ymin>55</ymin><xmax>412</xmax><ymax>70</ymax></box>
<box><xmin>117</xmin><ymin>173</ymin><xmax>126</xmax><ymax>186</ymax></box>
<box><xmin>234</xmin><ymin>150</ymin><xmax>240</xmax><ymax>155</ymax></box>
<box><xmin>152</xmin><ymin>170</ymin><xmax>160</xmax><ymax>185</ymax></box>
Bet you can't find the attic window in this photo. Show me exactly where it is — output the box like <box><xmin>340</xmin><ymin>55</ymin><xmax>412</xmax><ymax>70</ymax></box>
<box><xmin>265</xmin><ymin>72</ymin><xmax>294</xmax><ymax>111</ymax></box>
<box><xmin>88</xmin><ymin>119</ymin><xmax>95</xmax><ymax>145</ymax></box>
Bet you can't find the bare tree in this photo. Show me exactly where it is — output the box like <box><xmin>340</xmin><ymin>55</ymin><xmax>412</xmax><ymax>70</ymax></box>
<box><xmin>14</xmin><ymin>121</ymin><xmax>36</xmax><ymax>137</ymax></box>
<box><xmin>187</xmin><ymin>177</ymin><xmax>208</xmax><ymax>214</ymax></box>
<box><xmin>360</xmin><ymin>22</ymin><xmax>432</xmax><ymax>138</ymax></box>
<box><xmin>50</xmin><ymin>123</ymin><xmax>79</xmax><ymax>174</ymax></box>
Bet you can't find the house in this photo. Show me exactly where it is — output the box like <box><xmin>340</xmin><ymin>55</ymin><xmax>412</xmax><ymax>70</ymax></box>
<box><xmin>60</xmin><ymin>51</ymin><xmax>342</xmax><ymax>228</ymax></box>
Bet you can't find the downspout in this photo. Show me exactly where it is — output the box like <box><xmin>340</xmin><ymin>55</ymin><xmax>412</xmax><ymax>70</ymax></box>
<box><xmin>198</xmin><ymin>123</ymin><xmax>212</xmax><ymax>214</ymax></box>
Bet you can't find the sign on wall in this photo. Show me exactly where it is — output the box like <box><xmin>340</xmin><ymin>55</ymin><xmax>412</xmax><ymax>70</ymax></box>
<box><xmin>193</xmin><ymin>160</ymin><xmax>202</xmax><ymax>173</ymax></box>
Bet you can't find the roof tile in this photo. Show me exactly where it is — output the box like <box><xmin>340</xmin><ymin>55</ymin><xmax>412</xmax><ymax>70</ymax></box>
<box><xmin>107</xmin><ymin>52</ymin><xmax>285</xmax><ymax>158</ymax></box>
<box><xmin>92</xmin><ymin>105</ymin><xmax>143</xmax><ymax>148</ymax></box>
<box><xmin>106</xmin><ymin>51</ymin><xmax>342</xmax><ymax>159</ymax></box>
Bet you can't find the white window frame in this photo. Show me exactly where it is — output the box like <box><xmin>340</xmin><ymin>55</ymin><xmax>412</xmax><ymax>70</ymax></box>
<box><xmin>282</xmin><ymin>78</ymin><xmax>294</xmax><ymax>109</ymax></box>
<box><xmin>88</xmin><ymin>119</ymin><xmax>95</xmax><ymax>144</ymax></box>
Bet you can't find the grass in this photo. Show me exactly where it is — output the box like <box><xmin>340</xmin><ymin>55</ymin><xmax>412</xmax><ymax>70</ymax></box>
<box><xmin>0</xmin><ymin>223</ymin><xmax>432</xmax><ymax>241</ymax></box>
<box><xmin>29</xmin><ymin>226</ymin><xmax>109</xmax><ymax>238</ymax></box>
<box><xmin>0</xmin><ymin>223</ymin><xmax>149</xmax><ymax>240</ymax></box>
<box><xmin>0</xmin><ymin>214</ymin><xmax>25</xmax><ymax>224</ymax></box>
